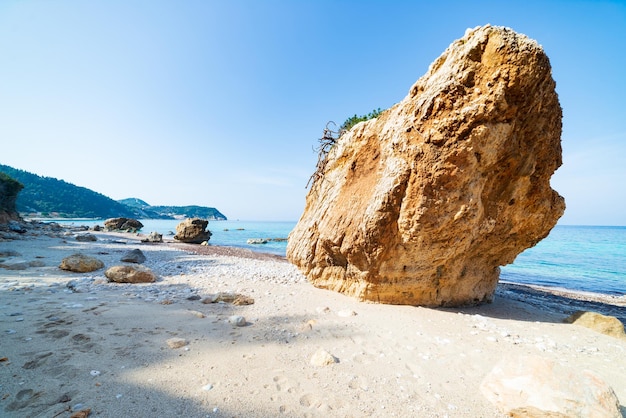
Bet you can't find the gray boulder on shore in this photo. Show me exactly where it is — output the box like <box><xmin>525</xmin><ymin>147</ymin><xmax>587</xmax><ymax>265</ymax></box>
<box><xmin>120</xmin><ymin>249</ymin><xmax>146</xmax><ymax>264</ymax></box>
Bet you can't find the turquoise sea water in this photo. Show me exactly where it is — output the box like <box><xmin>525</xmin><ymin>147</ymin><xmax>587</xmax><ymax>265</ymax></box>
<box><xmin>500</xmin><ymin>225</ymin><xmax>625</xmax><ymax>296</ymax></box>
<box><xmin>54</xmin><ymin>220</ymin><xmax>625</xmax><ymax>297</ymax></box>
<box><xmin>57</xmin><ymin>219</ymin><xmax>294</xmax><ymax>256</ymax></box>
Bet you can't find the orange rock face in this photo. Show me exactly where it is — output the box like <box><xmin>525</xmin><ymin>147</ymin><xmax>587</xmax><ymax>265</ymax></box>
<box><xmin>287</xmin><ymin>25</ymin><xmax>565</xmax><ymax>307</ymax></box>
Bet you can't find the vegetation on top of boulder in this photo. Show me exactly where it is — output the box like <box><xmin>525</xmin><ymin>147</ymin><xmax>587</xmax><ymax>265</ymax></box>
<box><xmin>306</xmin><ymin>108</ymin><xmax>385</xmax><ymax>189</ymax></box>
<box><xmin>340</xmin><ymin>108</ymin><xmax>384</xmax><ymax>133</ymax></box>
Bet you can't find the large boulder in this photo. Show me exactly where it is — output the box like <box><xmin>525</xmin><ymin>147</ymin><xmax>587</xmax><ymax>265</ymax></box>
<box><xmin>287</xmin><ymin>25</ymin><xmax>565</xmax><ymax>307</ymax></box>
<box><xmin>104</xmin><ymin>217</ymin><xmax>143</xmax><ymax>232</ymax></box>
<box><xmin>173</xmin><ymin>218</ymin><xmax>212</xmax><ymax>244</ymax></box>
<box><xmin>480</xmin><ymin>355</ymin><xmax>622</xmax><ymax>417</ymax></box>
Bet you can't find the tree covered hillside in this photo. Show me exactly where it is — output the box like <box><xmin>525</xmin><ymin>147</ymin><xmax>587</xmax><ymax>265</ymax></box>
<box><xmin>0</xmin><ymin>164</ymin><xmax>136</xmax><ymax>218</ymax></box>
<box><xmin>0</xmin><ymin>172</ymin><xmax>24</xmax><ymax>221</ymax></box>
<box><xmin>118</xmin><ymin>198</ymin><xmax>227</xmax><ymax>220</ymax></box>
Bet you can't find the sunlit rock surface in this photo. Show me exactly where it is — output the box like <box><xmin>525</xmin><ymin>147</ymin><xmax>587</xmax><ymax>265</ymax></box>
<box><xmin>287</xmin><ymin>25</ymin><xmax>565</xmax><ymax>307</ymax></box>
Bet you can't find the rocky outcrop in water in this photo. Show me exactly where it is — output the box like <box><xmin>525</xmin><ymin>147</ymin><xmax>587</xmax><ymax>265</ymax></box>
<box><xmin>287</xmin><ymin>25</ymin><xmax>565</xmax><ymax>307</ymax></box>
<box><xmin>174</xmin><ymin>218</ymin><xmax>212</xmax><ymax>244</ymax></box>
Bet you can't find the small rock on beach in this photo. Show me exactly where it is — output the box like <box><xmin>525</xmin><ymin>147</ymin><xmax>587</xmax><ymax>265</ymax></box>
<box><xmin>310</xmin><ymin>349</ymin><xmax>338</xmax><ymax>366</ymax></box>
<box><xmin>228</xmin><ymin>315</ymin><xmax>246</xmax><ymax>327</ymax></box>
<box><xmin>166</xmin><ymin>338</ymin><xmax>189</xmax><ymax>349</ymax></box>
<box><xmin>105</xmin><ymin>265</ymin><xmax>156</xmax><ymax>283</ymax></box>
<box><xmin>120</xmin><ymin>248</ymin><xmax>147</xmax><ymax>264</ymax></box>
<box><xmin>59</xmin><ymin>253</ymin><xmax>104</xmax><ymax>273</ymax></box>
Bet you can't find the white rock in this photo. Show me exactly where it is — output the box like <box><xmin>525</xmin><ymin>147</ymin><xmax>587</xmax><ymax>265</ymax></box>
<box><xmin>228</xmin><ymin>315</ymin><xmax>246</xmax><ymax>326</ymax></box>
<box><xmin>188</xmin><ymin>310</ymin><xmax>205</xmax><ymax>318</ymax></box>
<box><xmin>310</xmin><ymin>349</ymin><xmax>338</xmax><ymax>366</ymax></box>
<box><xmin>480</xmin><ymin>355</ymin><xmax>621</xmax><ymax>417</ymax></box>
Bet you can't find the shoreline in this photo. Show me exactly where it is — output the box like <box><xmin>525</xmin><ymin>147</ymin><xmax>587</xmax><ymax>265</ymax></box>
<box><xmin>1</xmin><ymin>224</ymin><xmax>624</xmax><ymax>417</ymax></box>
<box><xmin>8</xmin><ymin>224</ymin><xmax>626</xmax><ymax>318</ymax></box>
<box><xmin>176</xmin><ymin>240</ymin><xmax>626</xmax><ymax>322</ymax></box>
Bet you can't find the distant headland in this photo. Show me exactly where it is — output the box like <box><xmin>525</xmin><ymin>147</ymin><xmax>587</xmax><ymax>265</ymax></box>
<box><xmin>0</xmin><ymin>164</ymin><xmax>226</xmax><ymax>220</ymax></box>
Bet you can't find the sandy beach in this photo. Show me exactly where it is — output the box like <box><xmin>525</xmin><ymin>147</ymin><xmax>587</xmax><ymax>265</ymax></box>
<box><xmin>1</xmin><ymin>224</ymin><xmax>624</xmax><ymax>417</ymax></box>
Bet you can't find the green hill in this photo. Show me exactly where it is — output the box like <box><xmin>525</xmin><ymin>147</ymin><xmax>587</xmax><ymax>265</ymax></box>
<box><xmin>0</xmin><ymin>164</ymin><xmax>226</xmax><ymax>220</ymax></box>
<box><xmin>0</xmin><ymin>164</ymin><xmax>136</xmax><ymax>218</ymax></box>
<box><xmin>118</xmin><ymin>198</ymin><xmax>227</xmax><ymax>220</ymax></box>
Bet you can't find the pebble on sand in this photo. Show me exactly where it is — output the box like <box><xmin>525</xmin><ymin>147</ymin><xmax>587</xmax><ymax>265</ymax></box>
<box><xmin>310</xmin><ymin>349</ymin><xmax>338</xmax><ymax>366</ymax></box>
<box><xmin>188</xmin><ymin>310</ymin><xmax>206</xmax><ymax>318</ymax></box>
<box><xmin>166</xmin><ymin>337</ymin><xmax>189</xmax><ymax>349</ymax></box>
<box><xmin>228</xmin><ymin>315</ymin><xmax>246</xmax><ymax>327</ymax></box>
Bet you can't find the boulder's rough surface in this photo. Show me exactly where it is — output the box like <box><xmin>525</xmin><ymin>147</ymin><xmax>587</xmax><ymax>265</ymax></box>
<box><xmin>173</xmin><ymin>218</ymin><xmax>212</xmax><ymax>244</ymax></box>
<box><xmin>59</xmin><ymin>253</ymin><xmax>104</xmax><ymax>273</ymax></box>
<box><xmin>480</xmin><ymin>355</ymin><xmax>622</xmax><ymax>418</ymax></box>
<box><xmin>104</xmin><ymin>217</ymin><xmax>144</xmax><ymax>232</ymax></box>
<box><xmin>105</xmin><ymin>265</ymin><xmax>156</xmax><ymax>283</ymax></box>
<box><xmin>287</xmin><ymin>25</ymin><xmax>565</xmax><ymax>307</ymax></box>
<box><xmin>565</xmin><ymin>311</ymin><xmax>626</xmax><ymax>340</ymax></box>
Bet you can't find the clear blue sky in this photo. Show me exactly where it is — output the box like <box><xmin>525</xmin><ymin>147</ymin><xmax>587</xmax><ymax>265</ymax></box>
<box><xmin>1</xmin><ymin>1</ymin><xmax>624</xmax><ymax>224</ymax></box>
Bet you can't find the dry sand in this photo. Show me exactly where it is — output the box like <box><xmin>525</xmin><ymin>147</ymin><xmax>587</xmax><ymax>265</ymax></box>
<box><xmin>0</xmin><ymin>225</ymin><xmax>625</xmax><ymax>417</ymax></box>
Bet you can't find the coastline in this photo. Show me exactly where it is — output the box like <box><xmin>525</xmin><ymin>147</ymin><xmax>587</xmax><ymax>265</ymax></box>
<box><xmin>1</xmin><ymin>225</ymin><xmax>624</xmax><ymax>417</ymax></box>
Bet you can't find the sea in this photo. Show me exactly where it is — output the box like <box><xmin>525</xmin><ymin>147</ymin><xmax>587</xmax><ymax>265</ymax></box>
<box><xmin>51</xmin><ymin>220</ymin><xmax>625</xmax><ymax>297</ymax></box>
